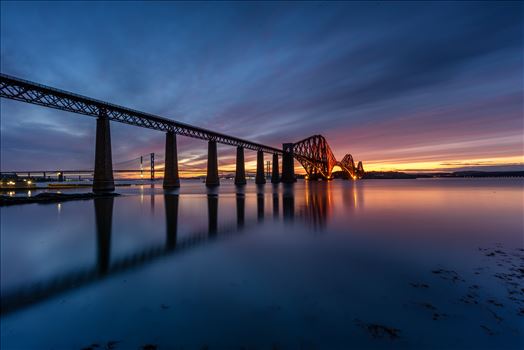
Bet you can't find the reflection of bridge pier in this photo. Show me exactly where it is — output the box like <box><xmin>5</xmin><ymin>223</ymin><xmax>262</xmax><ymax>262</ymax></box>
<box><xmin>257</xmin><ymin>185</ymin><xmax>264</xmax><ymax>221</ymax></box>
<box><xmin>1</xmin><ymin>192</ymin><xmax>264</xmax><ymax>316</ymax></box>
<box><xmin>236</xmin><ymin>192</ymin><xmax>245</xmax><ymax>228</ymax></box>
<box><xmin>94</xmin><ymin>197</ymin><xmax>114</xmax><ymax>275</ymax></box>
<box><xmin>273</xmin><ymin>187</ymin><xmax>279</xmax><ymax>219</ymax></box>
<box><xmin>150</xmin><ymin>185</ymin><xmax>155</xmax><ymax>214</ymax></box>
<box><xmin>283</xmin><ymin>184</ymin><xmax>295</xmax><ymax>221</ymax></box>
<box><xmin>207</xmin><ymin>193</ymin><xmax>218</xmax><ymax>236</ymax></box>
<box><xmin>164</xmin><ymin>194</ymin><xmax>179</xmax><ymax>250</ymax></box>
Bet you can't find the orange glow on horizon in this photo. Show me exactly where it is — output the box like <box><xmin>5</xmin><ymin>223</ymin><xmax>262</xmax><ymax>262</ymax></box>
<box><xmin>111</xmin><ymin>154</ymin><xmax>523</xmax><ymax>180</ymax></box>
<box><xmin>362</xmin><ymin>155</ymin><xmax>524</xmax><ymax>172</ymax></box>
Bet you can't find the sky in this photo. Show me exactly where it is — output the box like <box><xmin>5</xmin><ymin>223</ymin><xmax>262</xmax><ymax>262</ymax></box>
<box><xmin>1</xmin><ymin>1</ymin><xmax>523</xmax><ymax>175</ymax></box>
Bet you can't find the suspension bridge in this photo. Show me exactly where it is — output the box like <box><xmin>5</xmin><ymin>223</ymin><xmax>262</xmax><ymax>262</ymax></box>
<box><xmin>0</xmin><ymin>73</ymin><xmax>364</xmax><ymax>191</ymax></box>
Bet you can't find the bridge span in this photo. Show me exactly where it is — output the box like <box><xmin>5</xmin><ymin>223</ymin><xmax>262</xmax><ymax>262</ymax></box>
<box><xmin>0</xmin><ymin>73</ymin><xmax>364</xmax><ymax>191</ymax></box>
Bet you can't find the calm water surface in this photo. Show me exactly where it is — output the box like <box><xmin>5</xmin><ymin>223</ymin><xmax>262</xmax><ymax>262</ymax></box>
<box><xmin>1</xmin><ymin>179</ymin><xmax>523</xmax><ymax>349</ymax></box>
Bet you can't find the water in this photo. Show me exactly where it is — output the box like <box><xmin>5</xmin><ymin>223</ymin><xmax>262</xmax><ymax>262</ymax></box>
<box><xmin>1</xmin><ymin>179</ymin><xmax>523</xmax><ymax>349</ymax></box>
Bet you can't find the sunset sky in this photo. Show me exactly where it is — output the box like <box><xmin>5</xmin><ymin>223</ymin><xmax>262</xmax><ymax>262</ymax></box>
<box><xmin>1</xmin><ymin>1</ymin><xmax>522</xmax><ymax>175</ymax></box>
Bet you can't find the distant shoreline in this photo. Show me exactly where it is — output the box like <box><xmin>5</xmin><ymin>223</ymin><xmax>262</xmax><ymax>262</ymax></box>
<box><xmin>357</xmin><ymin>171</ymin><xmax>524</xmax><ymax>180</ymax></box>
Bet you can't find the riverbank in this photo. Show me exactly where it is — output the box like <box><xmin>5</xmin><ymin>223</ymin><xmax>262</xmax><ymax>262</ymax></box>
<box><xmin>0</xmin><ymin>192</ymin><xmax>120</xmax><ymax>206</ymax></box>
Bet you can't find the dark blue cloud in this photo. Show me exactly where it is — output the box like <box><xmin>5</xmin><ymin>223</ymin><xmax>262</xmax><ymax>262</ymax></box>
<box><xmin>1</xmin><ymin>1</ymin><xmax>522</xmax><ymax>171</ymax></box>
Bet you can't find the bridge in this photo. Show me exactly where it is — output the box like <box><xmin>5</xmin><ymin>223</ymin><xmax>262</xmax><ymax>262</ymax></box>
<box><xmin>0</xmin><ymin>73</ymin><xmax>364</xmax><ymax>191</ymax></box>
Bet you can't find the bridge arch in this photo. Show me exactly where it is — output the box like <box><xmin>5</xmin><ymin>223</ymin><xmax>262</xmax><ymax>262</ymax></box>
<box><xmin>292</xmin><ymin>135</ymin><xmax>364</xmax><ymax>180</ymax></box>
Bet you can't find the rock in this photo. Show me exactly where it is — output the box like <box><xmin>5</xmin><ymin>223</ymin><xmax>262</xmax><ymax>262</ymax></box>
<box><xmin>141</xmin><ymin>345</ymin><xmax>158</xmax><ymax>350</ymax></box>
<box><xmin>480</xmin><ymin>325</ymin><xmax>495</xmax><ymax>335</ymax></box>
<box><xmin>355</xmin><ymin>319</ymin><xmax>401</xmax><ymax>339</ymax></box>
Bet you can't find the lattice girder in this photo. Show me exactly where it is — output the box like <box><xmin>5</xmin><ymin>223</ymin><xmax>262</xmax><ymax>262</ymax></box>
<box><xmin>293</xmin><ymin>135</ymin><xmax>364</xmax><ymax>180</ymax></box>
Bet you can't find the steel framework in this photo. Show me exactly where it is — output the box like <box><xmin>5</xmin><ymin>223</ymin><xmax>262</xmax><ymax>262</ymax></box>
<box><xmin>339</xmin><ymin>154</ymin><xmax>365</xmax><ymax>179</ymax></box>
<box><xmin>293</xmin><ymin>135</ymin><xmax>337</xmax><ymax>179</ymax></box>
<box><xmin>293</xmin><ymin>135</ymin><xmax>364</xmax><ymax>180</ymax></box>
<box><xmin>0</xmin><ymin>74</ymin><xmax>282</xmax><ymax>154</ymax></box>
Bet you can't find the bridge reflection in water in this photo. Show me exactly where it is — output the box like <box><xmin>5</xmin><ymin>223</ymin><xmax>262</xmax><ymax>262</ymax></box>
<box><xmin>0</xmin><ymin>183</ymin><xmax>363</xmax><ymax>315</ymax></box>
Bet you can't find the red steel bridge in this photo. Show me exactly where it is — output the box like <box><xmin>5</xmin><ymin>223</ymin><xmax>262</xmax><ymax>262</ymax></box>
<box><xmin>0</xmin><ymin>74</ymin><xmax>364</xmax><ymax>191</ymax></box>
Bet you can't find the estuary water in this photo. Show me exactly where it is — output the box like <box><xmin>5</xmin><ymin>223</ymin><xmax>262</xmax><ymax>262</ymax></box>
<box><xmin>1</xmin><ymin>179</ymin><xmax>523</xmax><ymax>349</ymax></box>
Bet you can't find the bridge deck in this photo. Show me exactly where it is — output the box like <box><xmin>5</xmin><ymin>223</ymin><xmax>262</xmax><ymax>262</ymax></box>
<box><xmin>0</xmin><ymin>74</ymin><xmax>282</xmax><ymax>154</ymax></box>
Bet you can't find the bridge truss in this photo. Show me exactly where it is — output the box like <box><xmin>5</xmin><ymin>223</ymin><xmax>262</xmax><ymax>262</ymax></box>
<box><xmin>0</xmin><ymin>74</ymin><xmax>281</xmax><ymax>154</ymax></box>
<box><xmin>293</xmin><ymin>135</ymin><xmax>364</xmax><ymax>180</ymax></box>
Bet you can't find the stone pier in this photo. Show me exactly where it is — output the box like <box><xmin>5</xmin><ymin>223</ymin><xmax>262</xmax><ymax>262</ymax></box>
<box><xmin>163</xmin><ymin>131</ymin><xmax>180</xmax><ymax>189</ymax></box>
<box><xmin>281</xmin><ymin>143</ymin><xmax>296</xmax><ymax>184</ymax></box>
<box><xmin>93</xmin><ymin>110</ymin><xmax>115</xmax><ymax>193</ymax></box>
<box><xmin>255</xmin><ymin>150</ymin><xmax>266</xmax><ymax>184</ymax></box>
<box><xmin>234</xmin><ymin>146</ymin><xmax>246</xmax><ymax>185</ymax></box>
<box><xmin>271</xmin><ymin>153</ymin><xmax>279</xmax><ymax>183</ymax></box>
<box><xmin>206</xmin><ymin>140</ymin><xmax>220</xmax><ymax>186</ymax></box>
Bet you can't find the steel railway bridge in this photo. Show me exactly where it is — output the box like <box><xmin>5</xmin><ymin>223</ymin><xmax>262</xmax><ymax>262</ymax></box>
<box><xmin>0</xmin><ymin>73</ymin><xmax>364</xmax><ymax>191</ymax></box>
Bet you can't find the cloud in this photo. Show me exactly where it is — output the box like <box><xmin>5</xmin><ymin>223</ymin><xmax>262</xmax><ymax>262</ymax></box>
<box><xmin>1</xmin><ymin>2</ymin><xmax>522</xmax><ymax>172</ymax></box>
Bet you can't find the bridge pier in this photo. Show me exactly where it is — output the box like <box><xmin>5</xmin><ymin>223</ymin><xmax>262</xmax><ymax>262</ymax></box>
<box><xmin>234</xmin><ymin>146</ymin><xmax>246</xmax><ymax>185</ymax></box>
<box><xmin>281</xmin><ymin>143</ymin><xmax>296</xmax><ymax>183</ymax></box>
<box><xmin>206</xmin><ymin>140</ymin><xmax>220</xmax><ymax>186</ymax></box>
<box><xmin>93</xmin><ymin>110</ymin><xmax>115</xmax><ymax>193</ymax></box>
<box><xmin>255</xmin><ymin>150</ymin><xmax>266</xmax><ymax>184</ymax></box>
<box><xmin>271</xmin><ymin>153</ymin><xmax>279</xmax><ymax>183</ymax></box>
<box><xmin>163</xmin><ymin>131</ymin><xmax>180</xmax><ymax>189</ymax></box>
